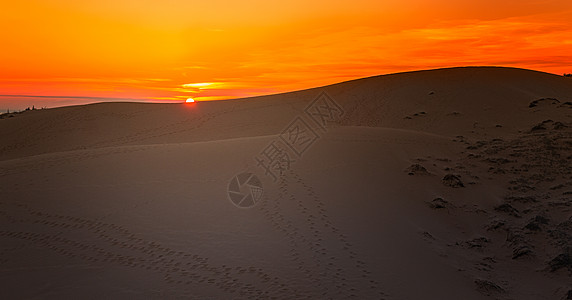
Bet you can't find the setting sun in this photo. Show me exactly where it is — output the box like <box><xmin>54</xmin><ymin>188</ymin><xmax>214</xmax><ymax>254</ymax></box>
<box><xmin>186</xmin><ymin>98</ymin><xmax>195</xmax><ymax>103</ymax></box>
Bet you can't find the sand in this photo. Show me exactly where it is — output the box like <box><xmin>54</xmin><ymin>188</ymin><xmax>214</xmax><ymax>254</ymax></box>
<box><xmin>1</xmin><ymin>66</ymin><xmax>571</xmax><ymax>299</ymax></box>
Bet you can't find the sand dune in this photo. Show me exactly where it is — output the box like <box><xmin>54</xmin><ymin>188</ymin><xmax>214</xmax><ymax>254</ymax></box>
<box><xmin>2</xmin><ymin>66</ymin><xmax>571</xmax><ymax>161</ymax></box>
<box><xmin>1</xmin><ymin>67</ymin><xmax>571</xmax><ymax>299</ymax></box>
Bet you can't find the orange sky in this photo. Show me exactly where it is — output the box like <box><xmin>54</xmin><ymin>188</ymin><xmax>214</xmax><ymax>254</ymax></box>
<box><xmin>1</xmin><ymin>0</ymin><xmax>572</xmax><ymax>110</ymax></box>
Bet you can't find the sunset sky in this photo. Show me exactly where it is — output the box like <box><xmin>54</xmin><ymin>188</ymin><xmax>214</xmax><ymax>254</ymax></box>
<box><xmin>1</xmin><ymin>0</ymin><xmax>571</xmax><ymax>110</ymax></box>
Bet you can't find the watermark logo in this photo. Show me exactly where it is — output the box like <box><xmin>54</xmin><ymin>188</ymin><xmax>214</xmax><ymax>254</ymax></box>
<box><xmin>227</xmin><ymin>172</ymin><xmax>264</xmax><ymax>208</ymax></box>
<box><xmin>280</xmin><ymin>117</ymin><xmax>320</xmax><ymax>157</ymax></box>
<box><xmin>228</xmin><ymin>91</ymin><xmax>344</xmax><ymax>208</ymax></box>
<box><xmin>255</xmin><ymin>140</ymin><xmax>295</xmax><ymax>182</ymax></box>
<box><xmin>304</xmin><ymin>91</ymin><xmax>344</xmax><ymax>129</ymax></box>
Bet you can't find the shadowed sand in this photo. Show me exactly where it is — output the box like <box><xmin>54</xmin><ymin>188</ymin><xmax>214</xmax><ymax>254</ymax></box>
<box><xmin>1</xmin><ymin>67</ymin><xmax>571</xmax><ymax>299</ymax></box>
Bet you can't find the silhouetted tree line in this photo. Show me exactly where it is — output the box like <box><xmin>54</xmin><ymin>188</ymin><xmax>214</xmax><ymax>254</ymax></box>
<box><xmin>1</xmin><ymin>105</ymin><xmax>47</xmax><ymax>119</ymax></box>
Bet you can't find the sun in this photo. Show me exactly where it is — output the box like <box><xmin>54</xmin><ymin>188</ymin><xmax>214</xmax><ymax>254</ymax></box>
<box><xmin>186</xmin><ymin>98</ymin><xmax>195</xmax><ymax>103</ymax></box>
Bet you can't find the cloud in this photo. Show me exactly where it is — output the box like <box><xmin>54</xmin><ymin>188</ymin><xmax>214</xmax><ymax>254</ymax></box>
<box><xmin>0</xmin><ymin>94</ymin><xmax>149</xmax><ymax>101</ymax></box>
<box><xmin>2</xmin><ymin>4</ymin><xmax>571</xmax><ymax>108</ymax></box>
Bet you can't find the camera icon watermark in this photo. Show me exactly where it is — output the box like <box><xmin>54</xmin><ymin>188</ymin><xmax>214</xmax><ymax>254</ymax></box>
<box><xmin>227</xmin><ymin>172</ymin><xmax>264</xmax><ymax>208</ymax></box>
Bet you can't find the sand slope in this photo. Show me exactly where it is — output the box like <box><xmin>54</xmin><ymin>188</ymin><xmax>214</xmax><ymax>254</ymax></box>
<box><xmin>1</xmin><ymin>67</ymin><xmax>571</xmax><ymax>299</ymax></box>
<box><xmin>1</xmin><ymin>66</ymin><xmax>571</xmax><ymax>161</ymax></box>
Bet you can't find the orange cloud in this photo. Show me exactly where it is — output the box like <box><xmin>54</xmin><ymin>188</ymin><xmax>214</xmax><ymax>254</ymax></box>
<box><xmin>1</xmin><ymin>0</ymin><xmax>572</xmax><ymax>110</ymax></box>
